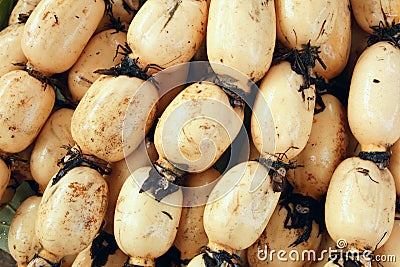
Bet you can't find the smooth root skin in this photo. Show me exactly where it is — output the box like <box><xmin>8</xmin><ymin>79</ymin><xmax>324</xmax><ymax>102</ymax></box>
<box><xmin>251</xmin><ymin>61</ymin><xmax>315</xmax><ymax>160</ymax></box>
<box><xmin>104</xmin><ymin>139</ymin><xmax>157</xmax><ymax>234</ymax></box>
<box><xmin>348</xmin><ymin>42</ymin><xmax>400</xmax><ymax>152</ymax></box>
<box><xmin>8</xmin><ymin>196</ymin><xmax>42</xmax><ymax>267</ymax></box>
<box><xmin>30</xmin><ymin>108</ymin><xmax>75</xmax><ymax>192</ymax></box>
<box><xmin>204</xmin><ymin>161</ymin><xmax>281</xmax><ymax>251</ymax></box>
<box><xmin>207</xmin><ymin>0</ymin><xmax>276</xmax><ymax>82</ymax></box>
<box><xmin>154</xmin><ymin>82</ymin><xmax>244</xmax><ymax>173</ymax></box>
<box><xmin>0</xmin><ymin>70</ymin><xmax>55</xmax><ymax>153</ymax></box>
<box><xmin>71</xmin><ymin>75</ymin><xmax>158</xmax><ymax>162</ymax></box>
<box><xmin>114</xmin><ymin>166</ymin><xmax>182</xmax><ymax>262</ymax></box>
<box><xmin>287</xmin><ymin>94</ymin><xmax>348</xmax><ymax>199</ymax></box>
<box><xmin>35</xmin><ymin>167</ymin><xmax>108</xmax><ymax>258</ymax></box>
<box><xmin>275</xmin><ymin>0</ymin><xmax>340</xmax><ymax>49</ymax></box>
<box><xmin>0</xmin><ymin>24</ymin><xmax>27</xmax><ymax>77</ymax></box>
<box><xmin>325</xmin><ymin>157</ymin><xmax>396</xmax><ymax>251</ymax></box>
<box><xmin>21</xmin><ymin>0</ymin><xmax>105</xmax><ymax>74</ymax></box>
<box><xmin>312</xmin><ymin>0</ymin><xmax>351</xmax><ymax>81</ymax></box>
<box><xmin>127</xmin><ymin>0</ymin><xmax>208</xmax><ymax>73</ymax></box>
<box><xmin>247</xmin><ymin>205</ymin><xmax>322</xmax><ymax>267</ymax></box>
<box><xmin>174</xmin><ymin>168</ymin><xmax>220</xmax><ymax>261</ymax></box>
<box><xmin>350</xmin><ymin>0</ymin><xmax>400</xmax><ymax>34</ymax></box>
<box><xmin>68</xmin><ymin>30</ymin><xmax>127</xmax><ymax>102</ymax></box>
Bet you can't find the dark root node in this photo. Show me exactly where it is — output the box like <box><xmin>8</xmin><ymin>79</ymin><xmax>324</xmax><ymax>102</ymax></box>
<box><xmin>95</xmin><ymin>44</ymin><xmax>164</xmax><ymax>82</ymax></box>
<box><xmin>139</xmin><ymin>163</ymin><xmax>184</xmax><ymax>202</ymax></box>
<box><xmin>104</xmin><ymin>0</ymin><xmax>114</xmax><ymax>15</ymax></box>
<box><xmin>358</xmin><ymin>151</ymin><xmax>391</xmax><ymax>169</ymax></box>
<box><xmin>90</xmin><ymin>231</ymin><xmax>119</xmax><ymax>267</ymax></box>
<box><xmin>201</xmin><ymin>246</ymin><xmax>241</xmax><ymax>267</ymax></box>
<box><xmin>12</xmin><ymin>63</ymin><xmax>76</xmax><ymax>108</ymax></box>
<box><xmin>200</xmin><ymin>71</ymin><xmax>250</xmax><ymax>109</ymax></box>
<box><xmin>275</xmin><ymin>41</ymin><xmax>326</xmax><ymax>92</ymax></box>
<box><xmin>0</xmin><ymin>153</ymin><xmax>28</xmax><ymax>168</ymax></box>
<box><xmin>52</xmin><ymin>145</ymin><xmax>112</xmax><ymax>186</ymax></box>
<box><xmin>368</xmin><ymin>6</ymin><xmax>400</xmax><ymax>48</ymax></box>
<box><xmin>279</xmin><ymin>192</ymin><xmax>324</xmax><ymax>247</ymax></box>
<box><xmin>256</xmin><ymin>147</ymin><xmax>302</xmax><ymax>193</ymax></box>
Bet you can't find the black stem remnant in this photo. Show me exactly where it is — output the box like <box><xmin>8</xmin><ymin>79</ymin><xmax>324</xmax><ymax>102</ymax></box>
<box><xmin>107</xmin><ymin>13</ymin><xmax>127</xmax><ymax>33</ymax></box>
<box><xmin>276</xmin><ymin>41</ymin><xmax>326</xmax><ymax>91</ymax></box>
<box><xmin>90</xmin><ymin>231</ymin><xmax>119</xmax><ymax>267</ymax></box>
<box><xmin>313</xmin><ymin>75</ymin><xmax>330</xmax><ymax>114</ymax></box>
<box><xmin>104</xmin><ymin>0</ymin><xmax>128</xmax><ymax>33</ymax></box>
<box><xmin>275</xmin><ymin>41</ymin><xmax>327</xmax><ymax>113</ymax></box>
<box><xmin>52</xmin><ymin>145</ymin><xmax>112</xmax><ymax>186</ymax></box>
<box><xmin>279</xmin><ymin>192</ymin><xmax>324</xmax><ymax>247</ymax></box>
<box><xmin>358</xmin><ymin>151</ymin><xmax>391</xmax><ymax>169</ymax></box>
<box><xmin>256</xmin><ymin>146</ymin><xmax>303</xmax><ymax>193</ymax></box>
<box><xmin>17</xmin><ymin>12</ymin><xmax>31</xmax><ymax>24</ymax></box>
<box><xmin>368</xmin><ymin>5</ymin><xmax>400</xmax><ymax>48</ymax></box>
<box><xmin>0</xmin><ymin>153</ymin><xmax>28</xmax><ymax>168</ymax></box>
<box><xmin>215</xmin><ymin>75</ymin><xmax>251</xmax><ymax>109</ymax></box>
<box><xmin>198</xmin><ymin>70</ymin><xmax>250</xmax><ymax>109</ymax></box>
<box><xmin>104</xmin><ymin>0</ymin><xmax>113</xmax><ymax>15</ymax></box>
<box><xmin>201</xmin><ymin>246</ymin><xmax>241</xmax><ymax>267</ymax></box>
<box><xmin>95</xmin><ymin>43</ymin><xmax>164</xmax><ymax>82</ymax></box>
<box><xmin>122</xmin><ymin>0</ymin><xmax>135</xmax><ymax>14</ymax></box>
<box><xmin>139</xmin><ymin>163</ymin><xmax>185</xmax><ymax>202</ymax></box>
